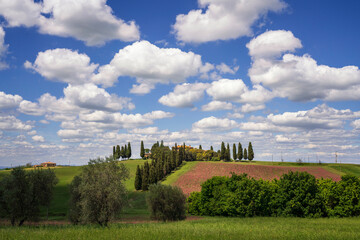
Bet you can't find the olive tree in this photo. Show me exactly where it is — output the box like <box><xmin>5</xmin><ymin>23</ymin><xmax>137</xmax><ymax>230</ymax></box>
<box><xmin>69</xmin><ymin>157</ymin><xmax>129</xmax><ymax>226</ymax></box>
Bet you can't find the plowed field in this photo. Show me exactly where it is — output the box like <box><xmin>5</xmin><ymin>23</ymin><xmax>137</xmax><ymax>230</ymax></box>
<box><xmin>174</xmin><ymin>162</ymin><xmax>341</xmax><ymax>195</ymax></box>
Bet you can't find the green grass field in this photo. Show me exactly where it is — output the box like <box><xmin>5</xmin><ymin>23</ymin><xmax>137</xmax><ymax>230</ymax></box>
<box><xmin>1</xmin><ymin>217</ymin><xmax>360</xmax><ymax>240</ymax></box>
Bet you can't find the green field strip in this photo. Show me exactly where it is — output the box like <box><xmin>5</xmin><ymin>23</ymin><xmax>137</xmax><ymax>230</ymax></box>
<box><xmin>162</xmin><ymin>161</ymin><xmax>199</xmax><ymax>186</ymax></box>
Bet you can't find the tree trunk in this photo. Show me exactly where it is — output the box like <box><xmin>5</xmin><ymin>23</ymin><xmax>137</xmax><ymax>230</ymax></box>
<box><xmin>19</xmin><ymin>218</ymin><xmax>26</xmax><ymax>226</ymax></box>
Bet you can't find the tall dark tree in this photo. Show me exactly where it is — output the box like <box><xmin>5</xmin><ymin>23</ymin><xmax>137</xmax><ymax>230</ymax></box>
<box><xmin>140</xmin><ymin>141</ymin><xmax>145</xmax><ymax>159</ymax></box>
<box><xmin>248</xmin><ymin>142</ymin><xmax>254</xmax><ymax>161</ymax></box>
<box><xmin>199</xmin><ymin>145</ymin><xmax>202</xmax><ymax>150</ymax></box>
<box><xmin>120</xmin><ymin>146</ymin><xmax>125</xmax><ymax>159</ymax></box>
<box><xmin>244</xmin><ymin>148</ymin><xmax>248</xmax><ymax>160</ymax></box>
<box><xmin>116</xmin><ymin>145</ymin><xmax>120</xmax><ymax>160</ymax></box>
<box><xmin>134</xmin><ymin>165</ymin><xmax>142</xmax><ymax>190</ymax></box>
<box><xmin>233</xmin><ymin>143</ymin><xmax>237</xmax><ymax>161</ymax></box>
<box><xmin>113</xmin><ymin>146</ymin><xmax>116</xmax><ymax>159</ymax></box>
<box><xmin>160</xmin><ymin>140</ymin><xmax>164</xmax><ymax>147</ymax></box>
<box><xmin>124</xmin><ymin>145</ymin><xmax>128</xmax><ymax>159</ymax></box>
<box><xmin>149</xmin><ymin>165</ymin><xmax>157</xmax><ymax>184</ymax></box>
<box><xmin>226</xmin><ymin>143</ymin><xmax>231</xmax><ymax>162</ymax></box>
<box><xmin>220</xmin><ymin>142</ymin><xmax>226</xmax><ymax>160</ymax></box>
<box><xmin>142</xmin><ymin>162</ymin><xmax>150</xmax><ymax>191</ymax></box>
<box><xmin>127</xmin><ymin>142</ymin><xmax>132</xmax><ymax>159</ymax></box>
<box><xmin>238</xmin><ymin>142</ymin><xmax>243</xmax><ymax>161</ymax></box>
<box><xmin>210</xmin><ymin>146</ymin><xmax>213</xmax><ymax>151</ymax></box>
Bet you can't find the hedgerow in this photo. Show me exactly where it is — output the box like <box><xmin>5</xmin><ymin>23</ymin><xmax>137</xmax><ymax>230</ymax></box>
<box><xmin>188</xmin><ymin>171</ymin><xmax>360</xmax><ymax>218</ymax></box>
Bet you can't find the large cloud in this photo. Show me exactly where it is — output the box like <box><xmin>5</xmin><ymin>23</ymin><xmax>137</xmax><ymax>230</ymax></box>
<box><xmin>173</xmin><ymin>0</ymin><xmax>286</xmax><ymax>43</ymax></box>
<box><xmin>0</xmin><ymin>115</ymin><xmax>32</xmax><ymax>131</ymax></box>
<box><xmin>0</xmin><ymin>0</ymin><xmax>42</xmax><ymax>27</ymax></box>
<box><xmin>0</xmin><ymin>91</ymin><xmax>22</xmax><ymax>109</ymax></box>
<box><xmin>192</xmin><ymin>116</ymin><xmax>238</xmax><ymax>132</ymax></box>
<box><xmin>158</xmin><ymin>83</ymin><xmax>210</xmax><ymax>108</ymax></box>
<box><xmin>25</xmin><ymin>48</ymin><xmax>98</xmax><ymax>85</ymax></box>
<box><xmin>18</xmin><ymin>84</ymin><xmax>135</xmax><ymax>118</ymax></box>
<box><xmin>248</xmin><ymin>30</ymin><xmax>360</xmax><ymax>101</ymax></box>
<box><xmin>0</xmin><ymin>0</ymin><xmax>140</xmax><ymax>46</ymax></box>
<box><xmin>246</xmin><ymin>30</ymin><xmax>302</xmax><ymax>59</ymax></box>
<box><xmin>93</xmin><ymin>41</ymin><xmax>209</xmax><ymax>91</ymax></box>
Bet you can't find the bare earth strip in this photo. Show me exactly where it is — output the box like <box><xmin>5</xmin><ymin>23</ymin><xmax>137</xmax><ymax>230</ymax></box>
<box><xmin>174</xmin><ymin>162</ymin><xmax>341</xmax><ymax>195</ymax></box>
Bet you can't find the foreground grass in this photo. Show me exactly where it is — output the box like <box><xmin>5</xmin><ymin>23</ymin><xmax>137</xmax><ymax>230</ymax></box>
<box><xmin>1</xmin><ymin>217</ymin><xmax>360</xmax><ymax>240</ymax></box>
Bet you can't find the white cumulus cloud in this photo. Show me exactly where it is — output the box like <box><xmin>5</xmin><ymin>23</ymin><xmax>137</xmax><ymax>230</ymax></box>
<box><xmin>173</xmin><ymin>0</ymin><xmax>286</xmax><ymax>43</ymax></box>
<box><xmin>93</xmin><ymin>41</ymin><xmax>210</xmax><ymax>90</ymax></box>
<box><xmin>159</xmin><ymin>83</ymin><xmax>210</xmax><ymax>108</ymax></box>
<box><xmin>192</xmin><ymin>116</ymin><xmax>238</xmax><ymax>132</ymax></box>
<box><xmin>248</xmin><ymin>30</ymin><xmax>360</xmax><ymax>101</ymax></box>
<box><xmin>0</xmin><ymin>0</ymin><xmax>140</xmax><ymax>46</ymax></box>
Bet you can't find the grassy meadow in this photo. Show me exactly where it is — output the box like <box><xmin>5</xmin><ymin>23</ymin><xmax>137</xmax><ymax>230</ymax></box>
<box><xmin>1</xmin><ymin>217</ymin><xmax>360</xmax><ymax>240</ymax></box>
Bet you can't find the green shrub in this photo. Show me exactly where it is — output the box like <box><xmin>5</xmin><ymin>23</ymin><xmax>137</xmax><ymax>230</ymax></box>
<box><xmin>273</xmin><ymin>171</ymin><xmax>325</xmax><ymax>217</ymax></box>
<box><xmin>146</xmin><ymin>183</ymin><xmax>186</xmax><ymax>221</ymax></box>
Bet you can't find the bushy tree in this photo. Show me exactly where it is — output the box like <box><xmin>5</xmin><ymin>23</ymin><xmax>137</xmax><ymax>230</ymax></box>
<box><xmin>30</xmin><ymin>168</ymin><xmax>58</xmax><ymax>219</ymax></box>
<box><xmin>248</xmin><ymin>142</ymin><xmax>254</xmax><ymax>161</ymax></box>
<box><xmin>238</xmin><ymin>142</ymin><xmax>243</xmax><ymax>161</ymax></box>
<box><xmin>68</xmin><ymin>175</ymin><xmax>82</xmax><ymax>224</ymax></box>
<box><xmin>0</xmin><ymin>167</ymin><xmax>58</xmax><ymax>226</ymax></box>
<box><xmin>68</xmin><ymin>157</ymin><xmax>129</xmax><ymax>226</ymax></box>
<box><xmin>147</xmin><ymin>183</ymin><xmax>186</xmax><ymax>221</ymax></box>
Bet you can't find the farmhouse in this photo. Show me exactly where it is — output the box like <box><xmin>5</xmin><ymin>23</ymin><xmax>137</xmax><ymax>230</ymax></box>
<box><xmin>173</xmin><ymin>145</ymin><xmax>193</xmax><ymax>150</ymax></box>
<box><xmin>41</xmin><ymin>162</ymin><xmax>56</xmax><ymax>167</ymax></box>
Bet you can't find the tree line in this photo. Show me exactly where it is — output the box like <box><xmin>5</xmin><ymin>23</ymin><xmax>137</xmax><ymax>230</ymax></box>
<box><xmin>139</xmin><ymin>141</ymin><xmax>254</xmax><ymax>162</ymax></box>
<box><xmin>188</xmin><ymin>172</ymin><xmax>360</xmax><ymax>218</ymax></box>
<box><xmin>0</xmin><ymin>167</ymin><xmax>58</xmax><ymax>226</ymax></box>
<box><xmin>112</xmin><ymin>142</ymin><xmax>132</xmax><ymax>160</ymax></box>
<box><xmin>135</xmin><ymin>141</ymin><xmax>185</xmax><ymax>191</ymax></box>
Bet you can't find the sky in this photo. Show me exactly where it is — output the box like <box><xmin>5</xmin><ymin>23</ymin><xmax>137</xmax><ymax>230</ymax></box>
<box><xmin>0</xmin><ymin>0</ymin><xmax>359</xmax><ymax>166</ymax></box>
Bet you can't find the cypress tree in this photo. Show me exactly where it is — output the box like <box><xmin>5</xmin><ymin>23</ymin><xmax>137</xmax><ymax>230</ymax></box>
<box><xmin>124</xmin><ymin>145</ymin><xmax>128</xmax><ymax>159</ymax></box>
<box><xmin>210</xmin><ymin>146</ymin><xmax>213</xmax><ymax>151</ymax></box>
<box><xmin>248</xmin><ymin>142</ymin><xmax>254</xmax><ymax>161</ymax></box>
<box><xmin>140</xmin><ymin>141</ymin><xmax>145</xmax><ymax>159</ymax></box>
<box><xmin>116</xmin><ymin>145</ymin><xmax>120</xmax><ymax>160</ymax></box>
<box><xmin>199</xmin><ymin>145</ymin><xmax>202</xmax><ymax>150</ymax></box>
<box><xmin>149</xmin><ymin>165</ymin><xmax>157</xmax><ymax>184</ymax></box>
<box><xmin>238</xmin><ymin>142</ymin><xmax>243</xmax><ymax>161</ymax></box>
<box><xmin>134</xmin><ymin>165</ymin><xmax>142</xmax><ymax>190</ymax></box>
<box><xmin>113</xmin><ymin>146</ymin><xmax>116</xmax><ymax>159</ymax></box>
<box><xmin>233</xmin><ymin>143</ymin><xmax>237</xmax><ymax>161</ymax></box>
<box><xmin>226</xmin><ymin>143</ymin><xmax>231</xmax><ymax>162</ymax></box>
<box><xmin>127</xmin><ymin>142</ymin><xmax>132</xmax><ymax>159</ymax></box>
<box><xmin>220</xmin><ymin>142</ymin><xmax>225</xmax><ymax>160</ymax></box>
<box><xmin>160</xmin><ymin>140</ymin><xmax>164</xmax><ymax>147</ymax></box>
<box><xmin>244</xmin><ymin>148</ymin><xmax>248</xmax><ymax>160</ymax></box>
<box><xmin>121</xmin><ymin>146</ymin><xmax>125</xmax><ymax>159</ymax></box>
<box><xmin>142</xmin><ymin>162</ymin><xmax>149</xmax><ymax>190</ymax></box>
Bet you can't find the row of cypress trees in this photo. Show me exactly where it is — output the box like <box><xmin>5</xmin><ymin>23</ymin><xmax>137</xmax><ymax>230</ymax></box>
<box><xmin>112</xmin><ymin>142</ymin><xmax>132</xmax><ymax>160</ymax></box>
<box><xmin>135</xmin><ymin>142</ymin><xmax>185</xmax><ymax>191</ymax></box>
<box><xmin>220</xmin><ymin>142</ymin><xmax>254</xmax><ymax>161</ymax></box>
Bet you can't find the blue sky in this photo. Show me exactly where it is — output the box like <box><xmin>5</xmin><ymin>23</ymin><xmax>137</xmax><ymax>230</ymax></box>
<box><xmin>0</xmin><ymin>0</ymin><xmax>359</xmax><ymax>166</ymax></box>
